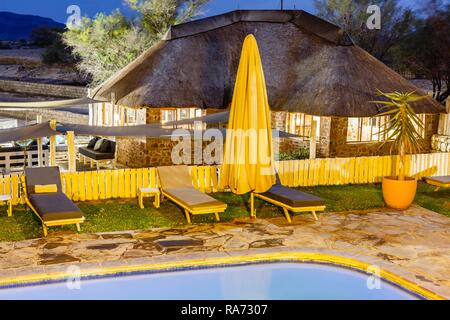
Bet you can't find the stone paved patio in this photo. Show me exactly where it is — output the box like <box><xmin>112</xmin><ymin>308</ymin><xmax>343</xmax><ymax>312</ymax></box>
<box><xmin>0</xmin><ymin>205</ymin><xmax>449</xmax><ymax>298</ymax></box>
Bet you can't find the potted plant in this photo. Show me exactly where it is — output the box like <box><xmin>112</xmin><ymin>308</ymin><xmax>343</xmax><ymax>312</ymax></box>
<box><xmin>371</xmin><ymin>91</ymin><xmax>426</xmax><ymax>210</ymax></box>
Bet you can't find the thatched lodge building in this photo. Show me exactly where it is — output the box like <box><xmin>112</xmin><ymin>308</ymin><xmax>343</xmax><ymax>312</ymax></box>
<box><xmin>92</xmin><ymin>10</ymin><xmax>446</xmax><ymax>167</ymax></box>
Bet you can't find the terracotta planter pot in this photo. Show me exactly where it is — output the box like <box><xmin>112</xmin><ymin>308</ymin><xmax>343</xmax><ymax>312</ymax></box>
<box><xmin>382</xmin><ymin>176</ymin><xmax>417</xmax><ymax>210</ymax></box>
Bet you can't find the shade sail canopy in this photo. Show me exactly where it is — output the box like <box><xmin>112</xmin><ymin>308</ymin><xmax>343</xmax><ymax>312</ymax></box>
<box><xmin>0</xmin><ymin>122</ymin><xmax>57</xmax><ymax>144</ymax></box>
<box><xmin>0</xmin><ymin>97</ymin><xmax>103</xmax><ymax>109</ymax></box>
<box><xmin>56</xmin><ymin>123</ymin><xmax>298</xmax><ymax>139</ymax></box>
<box><xmin>219</xmin><ymin>35</ymin><xmax>276</xmax><ymax>195</ymax></box>
<box><xmin>93</xmin><ymin>10</ymin><xmax>444</xmax><ymax>117</ymax></box>
<box><xmin>163</xmin><ymin>111</ymin><xmax>299</xmax><ymax>138</ymax></box>
<box><xmin>164</xmin><ymin>111</ymin><xmax>230</xmax><ymax>126</ymax></box>
<box><xmin>56</xmin><ymin>123</ymin><xmax>190</xmax><ymax>138</ymax></box>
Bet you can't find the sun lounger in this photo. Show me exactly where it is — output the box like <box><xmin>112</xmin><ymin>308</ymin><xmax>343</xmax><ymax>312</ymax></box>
<box><xmin>157</xmin><ymin>166</ymin><xmax>227</xmax><ymax>223</ymax></box>
<box><xmin>250</xmin><ymin>175</ymin><xmax>326</xmax><ymax>223</ymax></box>
<box><xmin>21</xmin><ymin>167</ymin><xmax>85</xmax><ymax>236</ymax></box>
<box><xmin>424</xmin><ymin>176</ymin><xmax>450</xmax><ymax>191</ymax></box>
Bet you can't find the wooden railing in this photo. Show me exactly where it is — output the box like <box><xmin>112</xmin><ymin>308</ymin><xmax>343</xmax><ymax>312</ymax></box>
<box><xmin>1</xmin><ymin>153</ymin><xmax>449</xmax><ymax>206</ymax></box>
<box><xmin>0</xmin><ymin>149</ymin><xmax>49</xmax><ymax>173</ymax></box>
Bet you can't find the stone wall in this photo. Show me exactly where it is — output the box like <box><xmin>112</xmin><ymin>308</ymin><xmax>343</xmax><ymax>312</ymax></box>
<box><xmin>432</xmin><ymin>134</ymin><xmax>450</xmax><ymax>152</ymax></box>
<box><xmin>275</xmin><ymin>138</ymin><xmax>308</xmax><ymax>154</ymax></box>
<box><xmin>329</xmin><ymin>115</ymin><xmax>440</xmax><ymax>157</ymax></box>
<box><xmin>318</xmin><ymin>116</ymin><xmax>331</xmax><ymax>158</ymax></box>
<box><xmin>116</xmin><ymin>137</ymin><xmax>149</xmax><ymax>168</ymax></box>
<box><xmin>271</xmin><ymin>111</ymin><xmax>287</xmax><ymax>131</ymax></box>
<box><xmin>117</xmin><ymin>135</ymin><xmax>309</xmax><ymax>167</ymax></box>
<box><xmin>0</xmin><ymin>79</ymin><xmax>87</xmax><ymax>98</ymax></box>
<box><xmin>146</xmin><ymin>108</ymin><xmax>161</xmax><ymax>124</ymax></box>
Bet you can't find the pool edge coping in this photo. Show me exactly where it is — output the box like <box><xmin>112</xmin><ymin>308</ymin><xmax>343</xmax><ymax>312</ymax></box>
<box><xmin>0</xmin><ymin>251</ymin><xmax>444</xmax><ymax>300</ymax></box>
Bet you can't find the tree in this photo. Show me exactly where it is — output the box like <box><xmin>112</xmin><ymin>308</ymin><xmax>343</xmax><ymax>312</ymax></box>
<box><xmin>392</xmin><ymin>1</ymin><xmax>449</xmax><ymax>103</ymax></box>
<box><xmin>371</xmin><ymin>91</ymin><xmax>426</xmax><ymax>180</ymax></box>
<box><xmin>31</xmin><ymin>26</ymin><xmax>77</xmax><ymax>65</ymax></box>
<box><xmin>31</xmin><ymin>26</ymin><xmax>63</xmax><ymax>47</ymax></box>
<box><xmin>314</xmin><ymin>0</ymin><xmax>415</xmax><ymax>62</ymax></box>
<box><xmin>64</xmin><ymin>0</ymin><xmax>207</xmax><ymax>86</ymax></box>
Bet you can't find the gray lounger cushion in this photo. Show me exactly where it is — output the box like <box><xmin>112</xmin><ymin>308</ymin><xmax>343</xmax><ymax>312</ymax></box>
<box><xmin>25</xmin><ymin>167</ymin><xmax>83</xmax><ymax>222</ymax></box>
<box><xmin>262</xmin><ymin>185</ymin><xmax>325</xmax><ymax>207</ymax></box>
<box><xmin>25</xmin><ymin>167</ymin><xmax>63</xmax><ymax>193</ymax></box>
<box><xmin>79</xmin><ymin>147</ymin><xmax>115</xmax><ymax>160</ymax></box>
<box><xmin>425</xmin><ymin>176</ymin><xmax>450</xmax><ymax>184</ymax></box>
<box><xmin>29</xmin><ymin>192</ymin><xmax>83</xmax><ymax>222</ymax></box>
<box><xmin>261</xmin><ymin>174</ymin><xmax>325</xmax><ymax>207</ymax></box>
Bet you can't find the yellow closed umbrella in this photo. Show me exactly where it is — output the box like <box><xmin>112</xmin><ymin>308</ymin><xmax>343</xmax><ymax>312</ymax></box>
<box><xmin>219</xmin><ymin>34</ymin><xmax>276</xmax><ymax>195</ymax></box>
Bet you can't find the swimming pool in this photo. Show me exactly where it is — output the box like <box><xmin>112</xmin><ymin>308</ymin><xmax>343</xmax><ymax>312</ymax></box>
<box><xmin>0</xmin><ymin>263</ymin><xmax>420</xmax><ymax>300</ymax></box>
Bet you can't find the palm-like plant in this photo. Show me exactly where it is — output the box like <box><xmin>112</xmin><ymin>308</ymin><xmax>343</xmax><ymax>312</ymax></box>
<box><xmin>371</xmin><ymin>90</ymin><xmax>426</xmax><ymax>181</ymax></box>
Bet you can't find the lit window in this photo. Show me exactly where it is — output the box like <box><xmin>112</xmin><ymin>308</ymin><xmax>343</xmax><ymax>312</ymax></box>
<box><xmin>287</xmin><ymin>113</ymin><xmax>320</xmax><ymax>139</ymax></box>
<box><xmin>161</xmin><ymin>109</ymin><xmax>177</xmax><ymax>124</ymax></box>
<box><xmin>347</xmin><ymin>114</ymin><xmax>426</xmax><ymax>143</ymax></box>
<box><xmin>161</xmin><ymin>108</ymin><xmax>204</xmax><ymax>125</ymax></box>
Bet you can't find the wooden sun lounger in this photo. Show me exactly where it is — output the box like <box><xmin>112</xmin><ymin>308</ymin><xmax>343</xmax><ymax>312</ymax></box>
<box><xmin>157</xmin><ymin>166</ymin><xmax>227</xmax><ymax>223</ymax></box>
<box><xmin>250</xmin><ymin>176</ymin><xmax>326</xmax><ymax>223</ymax></box>
<box><xmin>425</xmin><ymin>176</ymin><xmax>450</xmax><ymax>192</ymax></box>
<box><xmin>22</xmin><ymin>167</ymin><xmax>85</xmax><ymax>236</ymax></box>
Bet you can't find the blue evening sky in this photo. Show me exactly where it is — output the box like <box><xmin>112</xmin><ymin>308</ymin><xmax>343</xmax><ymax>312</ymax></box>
<box><xmin>0</xmin><ymin>0</ymin><xmax>439</xmax><ymax>24</ymax></box>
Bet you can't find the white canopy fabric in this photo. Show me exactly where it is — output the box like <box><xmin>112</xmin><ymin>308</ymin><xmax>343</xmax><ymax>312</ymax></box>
<box><xmin>0</xmin><ymin>117</ymin><xmax>299</xmax><ymax>144</ymax></box>
<box><xmin>0</xmin><ymin>122</ymin><xmax>57</xmax><ymax>144</ymax></box>
<box><xmin>56</xmin><ymin>123</ymin><xmax>192</xmax><ymax>138</ymax></box>
<box><xmin>163</xmin><ymin>111</ymin><xmax>230</xmax><ymax>126</ymax></box>
<box><xmin>0</xmin><ymin>97</ymin><xmax>103</xmax><ymax>109</ymax></box>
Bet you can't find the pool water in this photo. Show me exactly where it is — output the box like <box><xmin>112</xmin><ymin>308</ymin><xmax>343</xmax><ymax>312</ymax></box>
<box><xmin>0</xmin><ymin>263</ymin><xmax>418</xmax><ymax>300</ymax></box>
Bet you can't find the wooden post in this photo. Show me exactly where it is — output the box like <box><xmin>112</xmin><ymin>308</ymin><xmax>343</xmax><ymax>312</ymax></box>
<box><xmin>310</xmin><ymin>119</ymin><xmax>317</xmax><ymax>160</ymax></box>
<box><xmin>67</xmin><ymin>131</ymin><xmax>76</xmax><ymax>172</ymax></box>
<box><xmin>49</xmin><ymin>120</ymin><xmax>57</xmax><ymax>166</ymax></box>
<box><xmin>111</xmin><ymin>92</ymin><xmax>116</xmax><ymax>126</ymax></box>
<box><xmin>36</xmin><ymin>115</ymin><xmax>43</xmax><ymax>167</ymax></box>
<box><xmin>102</xmin><ymin>102</ymin><xmax>106</xmax><ymax>126</ymax></box>
<box><xmin>87</xmin><ymin>88</ymin><xmax>93</xmax><ymax>126</ymax></box>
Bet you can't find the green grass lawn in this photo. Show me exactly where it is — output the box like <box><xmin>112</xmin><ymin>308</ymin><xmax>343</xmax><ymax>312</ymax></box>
<box><xmin>0</xmin><ymin>182</ymin><xmax>448</xmax><ymax>242</ymax></box>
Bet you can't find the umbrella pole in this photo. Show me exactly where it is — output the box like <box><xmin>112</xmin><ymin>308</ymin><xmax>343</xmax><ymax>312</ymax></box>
<box><xmin>67</xmin><ymin>131</ymin><xmax>76</xmax><ymax>172</ymax></box>
<box><xmin>49</xmin><ymin>120</ymin><xmax>57</xmax><ymax>167</ymax></box>
<box><xmin>310</xmin><ymin>119</ymin><xmax>317</xmax><ymax>160</ymax></box>
<box><xmin>36</xmin><ymin>115</ymin><xmax>43</xmax><ymax>167</ymax></box>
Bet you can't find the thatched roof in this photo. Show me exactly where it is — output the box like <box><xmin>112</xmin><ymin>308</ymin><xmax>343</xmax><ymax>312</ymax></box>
<box><xmin>93</xmin><ymin>10</ymin><xmax>444</xmax><ymax>117</ymax></box>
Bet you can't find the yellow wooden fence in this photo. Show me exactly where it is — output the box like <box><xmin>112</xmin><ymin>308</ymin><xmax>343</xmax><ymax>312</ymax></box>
<box><xmin>1</xmin><ymin>153</ymin><xmax>449</xmax><ymax>206</ymax></box>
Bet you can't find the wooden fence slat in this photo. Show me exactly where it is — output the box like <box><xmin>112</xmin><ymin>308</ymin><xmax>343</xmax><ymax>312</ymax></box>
<box><xmin>210</xmin><ymin>166</ymin><xmax>218</xmax><ymax>192</ymax></box>
<box><xmin>111</xmin><ymin>170</ymin><xmax>119</xmax><ymax>198</ymax></box>
<box><xmin>78</xmin><ymin>172</ymin><xmax>86</xmax><ymax>202</ymax></box>
<box><xmin>92</xmin><ymin>171</ymin><xmax>99</xmax><ymax>200</ymax></box>
<box><xmin>11</xmin><ymin>175</ymin><xmax>19</xmax><ymax>205</ymax></box>
<box><xmin>98</xmin><ymin>171</ymin><xmax>106</xmax><ymax>199</ymax></box>
<box><xmin>130</xmin><ymin>169</ymin><xmax>137</xmax><ymax>198</ymax></box>
<box><xmin>85</xmin><ymin>171</ymin><xmax>93</xmax><ymax>201</ymax></box>
<box><xmin>124</xmin><ymin>169</ymin><xmax>131</xmax><ymax>198</ymax></box>
<box><xmin>204</xmin><ymin>167</ymin><xmax>211</xmax><ymax>193</ymax></box>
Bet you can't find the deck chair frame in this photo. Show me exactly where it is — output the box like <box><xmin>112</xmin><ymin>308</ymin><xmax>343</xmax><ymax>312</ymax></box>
<box><xmin>20</xmin><ymin>175</ymin><xmax>85</xmax><ymax>237</ymax></box>
<box><xmin>425</xmin><ymin>177</ymin><xmax>450</xmax><ymax>192</ymax></box>
<box><xmin>160</xmin><ymin>190</ymin><xmax>225</xmax><ymax>224</ymax></box>
<box><xmin>250</xmin><ymin>192</ymin><xmax>325</xmax><ymax>223</ymax></box>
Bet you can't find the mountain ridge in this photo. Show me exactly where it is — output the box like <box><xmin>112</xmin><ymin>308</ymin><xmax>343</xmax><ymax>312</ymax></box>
<box><xmin>0</xmin><ymin>11</ymin><xmax>65</xmax><ymax>41</ymax></box>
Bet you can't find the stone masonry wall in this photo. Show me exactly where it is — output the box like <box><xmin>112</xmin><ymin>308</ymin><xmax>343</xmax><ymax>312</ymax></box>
<box><xmin>318</xmin><ymin>116</ymin><xmax>331</xmax><ymax>158</ymax></box>
<box><xmin>117</xmin><ymin>135</ymin><xmax>308</xmax><ymax>167</ymax></box>
<box><xmin>0</xmin><ymin>79</ymin><xmax>87</xmax><ymax>98</ymax></box>
<box><xmin>271</xmin><ymin>111</ymin><xmax>288</xmax><ymax>131</ymax></box>
<box><xmin>329</xmin><ymin>115</ymin><xmax>440</xmax><ymax>157</ymax></box>
<box><xmin>146</xmin><ymin>108</ymin><xmax>162</xmax><ymax>124</ymax></box>
<box><xmin>116</xmin><ymin>137</ymin><xmax>149</xmax><ymax>168</ymax></box>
